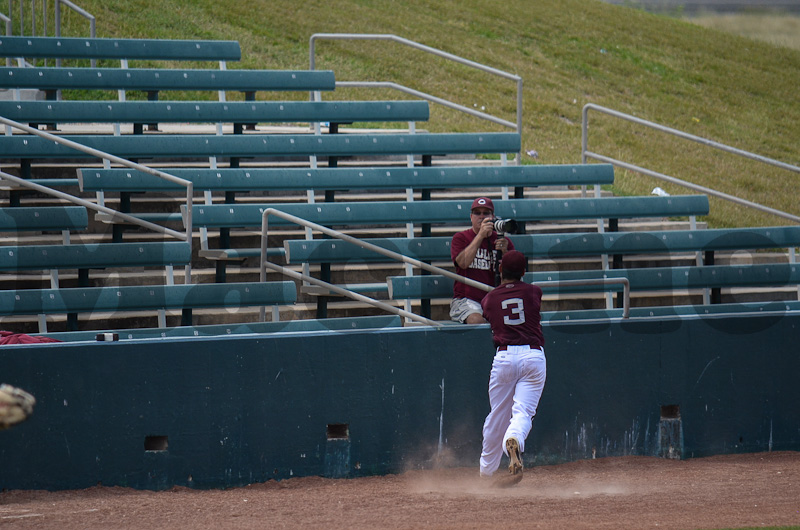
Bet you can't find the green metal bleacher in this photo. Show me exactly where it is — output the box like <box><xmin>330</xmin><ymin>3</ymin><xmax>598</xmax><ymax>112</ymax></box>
<box><xmin>184</xmin><ymin>193</ymin><xmax>711</xmax><ymax>313</ymax></box>
<box><xmin>540</xmin><ymin>299</ymin><xmax>800</xmax><ymax>322</ymax></box>
<box><xmin>35</xmin><ymin>314</ymin><xmax>403</xmax><ymax>342</ymax></box>
<box><xmin>0</xmin><ymin>241</ymin><xmax>191</xmax><ymax>273</ymax></box>
<box><xmin>191</xmin><ymin>195</ymin><xmax>707</xmax><ymax>229</ymax></box>
<box><xmin>0</xmin><ymin>205</ymin><xmax>87</xmax><ymax>231</ymax></box>
<box><xmin>78</xmin><ymin>164</ymin><xmax>614</xmax><ymax>263</ymax></box>
<box><xmin>78</xmin><ymin>163</ymin><xmax>614</xmax><ymax>193</ymax></box>
<box><xmin>0</xmin><ymin>66</ymin><xmax>335</xmax><ymax>93</ymax></box>
<box><xmin>286</xmin><ymin>226</ymin><xmax>800</xmax><ymax>264</ymax></box>
<box><xmin>0</xmin><ymin>35</ymin><xmax>248</xmax><ymax>104</ymax></box>
<box><xmin>286</xmin><ymin>224</ymin><xmax>799</xmax><ymax>315</ymax></box>
<box><xmin>0</xmin><ymin>36</ymin><xmax>242</xmax><ymax>62</ymax></box>
<box><xmin>0</xmin><ymin>281</ymin><xmax>297</xmax><ymax>333</ymax></box>
<box><xmin>0</xmin><ymin>34</ymin><xmax>516</xmax><ymax>333</ymax></box>
<box><xmin>388</xmin><ymin>263</ymin><xmax>800</xmax><ymax>300</ymax></box>
<box><xmin>0</xmin><ymin>34</ymin><xmax>529</xmax><ymax>331</ymax></box>
<box><xmin>0</xmin><ymin>131</ymin><xmax>519</xmax><ymax>159</ymax></box>
<box><xmin>0</xmin><ymin>204</ymin><xmax>296</xmax><ymax>335</ymax></box>
<box><xmin>0</xmin><ymin>206</ymin><xmax>189</xmax><ymax>278</ymax></box>
<box><xmin>8</xmin><ymin>34</ymin><xmax>792</xmax><ymax>329</ymax></box>
<box><xmin>0</xmin><ymin>100</ymin><xmax>429</xmax><ymax>128</ymax></box>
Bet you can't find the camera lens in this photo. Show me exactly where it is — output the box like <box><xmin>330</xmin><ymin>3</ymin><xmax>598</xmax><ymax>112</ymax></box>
<box><xmin>493</xmin><ymin>218</ymin><xmax>518</xmax><ymax>234</ymax></box>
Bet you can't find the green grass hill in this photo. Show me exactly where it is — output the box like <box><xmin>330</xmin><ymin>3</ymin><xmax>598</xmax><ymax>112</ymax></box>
<box><xmin>51</xmin><ymin>0</ymin><xmax>800</xmax><ymax>228</ymax></box>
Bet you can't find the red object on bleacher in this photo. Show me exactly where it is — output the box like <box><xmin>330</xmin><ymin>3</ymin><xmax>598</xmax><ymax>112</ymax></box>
<box><xmin>0</xmin><ymin>331</ymin><xmax>61</xmax><ymax>345</ymax></box>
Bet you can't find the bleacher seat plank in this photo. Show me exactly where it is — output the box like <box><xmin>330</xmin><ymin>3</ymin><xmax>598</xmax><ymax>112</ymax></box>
<box><xmin>558</xmin><ymin>262</ymin><xmax>800</xmax><ymax>291</ymax></box>
<box><xmin>0</xmin><ymin>100</ymin><xmax>429</xmax><ymax>125</ymax></box>
<box><xmin>387</xmin><ymin>274</ymin><xmax>625</xmax><ymax>299</ymax></box>
<box><xmin>285</xmin><ymin>237</ymin><xmax>451</xmax><ymax>264</ymax></box>
<box><xmin>0</xmin><ymin>67</ymin><xmax>335</xmax><ymax>92</ymax></box>
<box><xmin>0</xmin><ymin>36</ymin><xmax>241</xmax><ymax>61</ymax></box>
<box><xmin>0</xmin><ymin>241</ymin><xmax>191</xmax><ymax>271</ymax></box>
<box><xmin>284</xmin><ymin>226</ymin><xmax>800</xmax><ymax>264</ymax></box>
<box><xmin>387</xmin><ymin>263</ymin><xmax>800</xmax><ymax>300</ymax></box>
<box><xmin>542</xmin><ymin>300</ymin><xmax>800</xmax><ymax>322</ymax></box>
<box><xmin>521</xmin><ymin>226</ymin><xmax>800</xmax><ymax>257</ymax></box>
<box><xmin>0</xmin><ymin>206</ymin><xmax>87</xmax><ymax>232</ymax></box>
<box><xmin>36</xmin><ymin>315</ymin><xmax>403</xmax><ymax>342</ymax></box>
<box><xmin>79</xmin><ymin>164</ymin><xmax>614</xmax><ymax>192</ymax></box>
<box><xmin>0</xmin><ymin>281</ymin><xmax>296</xmax><ymax>316</ymax></box>
<box><xmin>188</xmin><ymin>195</ymin><xmax>708</xmax><ymax>229</ymax></box>
<box><xmin>0</xmin><ymin>132</ymin><xmax>520</xmax><ymax>159</ymax></box>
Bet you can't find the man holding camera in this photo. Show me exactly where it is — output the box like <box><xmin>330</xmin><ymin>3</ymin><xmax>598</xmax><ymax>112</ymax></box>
<box><xmin>450</xmin><ymin>197</ymin><xmax>514</xmax><ymax>324</ymax></box>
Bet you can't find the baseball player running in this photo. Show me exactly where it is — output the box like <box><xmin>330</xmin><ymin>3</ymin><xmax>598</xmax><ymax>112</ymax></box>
<box><xmin>478</xmin><ymin>250</ymin><xmax>546</xmax><ymax>486</ymax></box>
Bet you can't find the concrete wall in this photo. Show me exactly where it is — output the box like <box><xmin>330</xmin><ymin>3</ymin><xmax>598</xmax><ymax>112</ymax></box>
<box><xmin>1</xmin><ymin>312</ymin><xmax>799</xmax><ymax>490</ymax></box>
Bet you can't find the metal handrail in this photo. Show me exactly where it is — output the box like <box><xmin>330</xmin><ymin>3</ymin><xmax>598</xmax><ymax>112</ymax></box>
<box><xmin>0</xmin><ymin>13</ymin><xmax>10</xmax><ymax>66</ymax></box>
<box><xmin>0</xmin><ymin>12</ymin><xmax>10</xmax><ymax>34</ymax></box>
<box><xmin>260</xmin><ymin>208</ymin><xmax>442</xmax><ymax>327</ymax></box>
<box><xmin>582</xmin><ymin>103</ymin><xmax>800</xmax><ymax>224</ymax></box>
<box><xmin>55</xmin><ymin>0</ymin><xmax>96</xmax><ymax>38</ymax></box>
<box><xmin>55</xmin><ymin>0</ymin><xmax>97</xmax><ymax>67</ymax></box>
<box><xmin>260</xmin><ymin>208</ymin><xmax>631</xmax><ymax>323</ymax></box>
<box><xmin>539</xmin><ymin>278</ymin><xmax>630</xmax><ymax>319</ymax></box>
<box><xmin>309</xmin><ymin>33</ymin><xmax>522</xmax><ymax>161</ymax></box>
<box><xmin>0</xmin><ymin>116</ymin><xmax>195</xmax><ymax>278</ymax></box>
<box><xmin>336</xmin><ymin>81</ymin><xmax>517</xmax><ymax>130</ymax></box>
<box><xmin>6</xmin><ymin>0</ymin><xmax>96</xmax><ymax>65</ymax></box>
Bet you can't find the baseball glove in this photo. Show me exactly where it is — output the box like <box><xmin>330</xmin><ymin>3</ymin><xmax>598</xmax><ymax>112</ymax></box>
<box><xmin>0</xmin><ymin>384</ymin><xmax>36</xmax><ymax>430</ymax></box>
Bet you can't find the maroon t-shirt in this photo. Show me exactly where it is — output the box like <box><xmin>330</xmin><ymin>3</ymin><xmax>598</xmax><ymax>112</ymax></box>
<box><xmin>481</xmin><ymin>281</ymin><xmax>545</xmax><ymax>349</ymax></box>
<box><xmin>450</xmin><ymin>228</ymin><xmax>514</xmax><ymax>302</ymax></box>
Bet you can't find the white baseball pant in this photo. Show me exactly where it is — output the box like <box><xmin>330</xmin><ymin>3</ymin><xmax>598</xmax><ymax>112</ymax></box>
<box><xmin>479</xmin><ymin>345</ymin><xmax>547</xmax><ymax>476</ymax></box>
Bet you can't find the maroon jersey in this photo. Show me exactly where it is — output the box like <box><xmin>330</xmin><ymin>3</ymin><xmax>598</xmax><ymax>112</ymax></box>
<box><xmin>450</xmin><ymin>228</ymin><xmax>514</xmax><ymax>302</ymax></box>
<box><xmin>481</xmin><ymin>281</ymin><xmax>544</xmax><ymax>349</ymax></box>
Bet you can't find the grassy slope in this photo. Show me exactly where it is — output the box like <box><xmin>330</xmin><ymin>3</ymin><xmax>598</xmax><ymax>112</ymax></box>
<box><xmin>56</xmin><ymin>0</ymin><xmax>800</xmax><ymax>228</ymax></box>
<box><xmin>686</xmin><ymin>12</ymin><xmax>800</xmax><ymax>51</ymax></box>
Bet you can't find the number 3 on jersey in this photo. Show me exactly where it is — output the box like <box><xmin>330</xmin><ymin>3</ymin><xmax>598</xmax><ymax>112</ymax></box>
<box><xmin>501</xmin><ymin>297</ymin><xmax>526</xmax><ymax>325</ymax></box>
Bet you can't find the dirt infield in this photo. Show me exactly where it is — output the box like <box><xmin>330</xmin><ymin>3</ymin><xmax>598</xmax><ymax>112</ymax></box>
<box><xmin>1</xmin><ymin>451</ymin><xmax>799</xmax><ymax>529</ymax></box>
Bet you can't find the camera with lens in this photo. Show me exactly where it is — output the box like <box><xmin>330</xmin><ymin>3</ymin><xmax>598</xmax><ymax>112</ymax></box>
<box><xmin>492</xmin><ymin>218</ymin><xmax>518</xmax><ymax>235</ymax></box>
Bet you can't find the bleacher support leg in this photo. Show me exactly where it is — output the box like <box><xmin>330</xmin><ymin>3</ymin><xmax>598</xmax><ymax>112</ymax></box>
<box><xmin>66</xmin><ymin>269</ymin><xmax>90</xmax><ymax>331</ymax></box>
<box><xmin>214</xmin><ymin>191</ymin><xmax>237</xmax><ymax>284</ymax></box>
<box><xmin>10</xmin><ymin>159</ymin><xmax>32</xmax><ymax>207</ymax></box>
<box><xmin>514</xmin><ymin>186</ymin><xmax>526</xmax><ymax>234</ymax></box>
<box><xmin>420</xmin><ymin>162</ymin><xmax>432</xmax><ymax>319</ymax></box>
<box><xmin>146</xmin><ymin>91</ymin><xmax>159</xmax><ymax>131</ymax></box>
<box><xmin>316</xmin><ymin>126</ymin><xmax>340</xmax><ymax>319</ymax></box>
<box><xmin>706</xmin><ymin>251</ymin><xmax>721</xmax><ymax>304</ymax></box>
<box><xmin>607</xmin><ymin>218</ymin><xmax>626</xmax><ymax>308</ymax></box>
<box><xmin>243</xmin><ymin>91</ymin><xmax>257</xmax><ymax>131</ymax></box>
<box><xmin>317</xmin><ymin>263</ymin><xmax>331</xmax><ymax>319</ymax></box>
<box><xmin>44</xmin><ymin>90</ymin><xmax>58</xmax><ymax>131</ymax></box>
<box><xmin>215</xmin><ymin>262</ymin><xmax>227</xmax><ymax>284</ymax></box>
<box><xmin>112</xmin><ymin>192</ymin><xmax>133</xmax><ymax>243</ymax></box>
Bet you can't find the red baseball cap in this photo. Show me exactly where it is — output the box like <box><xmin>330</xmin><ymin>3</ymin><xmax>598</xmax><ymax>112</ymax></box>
<box><xmin>471</xmin><ymin>197</ymin><xmax>494</xmax><ymax>212</ymax></box>
<box><xmin>501</xmin><ymin>250</ymin><xmax>527</xmax><ymax>275</ymax></box>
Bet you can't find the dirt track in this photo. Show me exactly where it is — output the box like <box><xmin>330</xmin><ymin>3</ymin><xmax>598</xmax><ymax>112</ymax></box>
<box><xmin>2</xmin><ymin>452</ymin><xmax>799</xmax><ymax>529</ymax></box>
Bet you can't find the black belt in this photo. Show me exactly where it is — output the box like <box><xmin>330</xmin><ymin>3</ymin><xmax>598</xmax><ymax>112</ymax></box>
<box><xmin>497</xmin><ymin>344</ymin><xmax>539</xmax><ymax>351</ymax></box>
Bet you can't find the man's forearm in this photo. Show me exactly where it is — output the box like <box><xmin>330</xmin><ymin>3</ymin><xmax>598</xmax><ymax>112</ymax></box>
<box><xmin>455</xmin><ymin>235</ymin><xmax>485</xmax><ymax>269</ymax></box>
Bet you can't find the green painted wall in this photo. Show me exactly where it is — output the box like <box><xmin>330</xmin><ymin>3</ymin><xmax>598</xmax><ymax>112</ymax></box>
<box><xmin>1</xmin><ymin>313</ymin><xmax>799</xmax><ymax>491</ymax></box>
